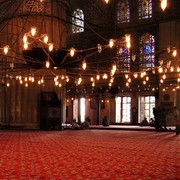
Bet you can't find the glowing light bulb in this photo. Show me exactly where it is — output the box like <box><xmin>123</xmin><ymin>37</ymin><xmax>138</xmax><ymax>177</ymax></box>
<box><xmin>70</xmin><ymin>48</ymin><xmax>75</xmax><ymax>57</ymax></box>
<box><xmin>96</xmin><ymin>74</ymin><xmax>100</xmax><ymax>80</ymax></box>
<box><xmin>161</xmin><ymin>0</ymin><xmax>167</xmax><ymax>11</ymax></box>
<box><xmin>82</xmin><ymin>61</ymin><xmax>87</xmax><ymax>70</ymax></box>
<box><xmin>31</xmin><ymin>77</ymin><xmax>35</xmax><ymax>82</ymax></box>
<box><xmin>158</xmin><ymin>67</ymin><xmax>163</xmax><ymax>73</ymax></box>
<box><xmin>3</xmin><ymin>45</ymin><xmax>9</xmax><ymax>55</ymax></box>
<box><xmin>43</xmin><ymin>35</ymin><xmax>48</xmax><ymax>43</ymax></box>
<box><xmin>133</xmin><ymin>73</ymin><xmax>138</xmax><ymax>78</ymax></box>
<box><xmin>24</xmin><ymin>43</ymin><xmax>28</xmax><ymax>50</ymax></box>
<box><xmin>172</xmin><ymin>50</ymin><xmax>177</xmax><ymax>57</ymax></box>
<box><xmin>163</xmin><ymin>74</ymin><xmax>166</xmax><ymax>79</ymax></box>
<box><xmin>105</xmin><ymin>0</ymin><xmax>109</xmax><ymax>4</ymax></box>
<box><xmin>103</xmin><ymin>74</ymin><xmax>108</xmax><ymax>79</ymax></box>
<box><xmin>46</xmin><ymin>60</ymin><xmax>50</xmax><ymax>68</ymax></box>
<box><xmin>23</xmin><ymin>34</ymin><xmax>28</xmax><ymax>43</ymax></box>
<box><xmin>31</xmin><ymin>27</ymin><xmax>36</xmax><ymax>36</ymax></box>
<box><xmin>90</xmin><ymin>77</ymin><xmax>94</xmax><ymax>82</ymax></box>
<box><xmin>125</xmin><ymin>74</ymin><xmax>129</xmax><ymax>79</ymax></box>
<box><xmin>109</xmin><ymin>39</ymin><xmax>114</xmax><ymax>48</ymax></box>
<box><xmin>48</xmin><ymin>43</ymin><xmax>53</xmax><ymax>51</ymax></box>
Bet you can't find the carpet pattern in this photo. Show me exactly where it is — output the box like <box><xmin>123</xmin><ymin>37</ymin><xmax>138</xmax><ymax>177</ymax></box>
<box><xmin>0</xmin><ymin>130</ymin><xmax>179</xmax><ymax>180</ymax></box>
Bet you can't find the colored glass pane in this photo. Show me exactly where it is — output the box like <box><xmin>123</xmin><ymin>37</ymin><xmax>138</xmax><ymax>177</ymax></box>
<box><xmin>117</xmin><ymin>0</ymin><xmax>130</xmax><ymax>23</ymax></box>
<box><xmin>72</xmin><ymin>9</ymin><xmax>84</xmax><ymax>33</ymax></box>
<box><xmin>139</xmin><ymin>33</ymin><xmax>155</xmax><ymax>68</ymax></box>
<box><xmin>138</xmin><ymin>0</ymin><xmax>152</xmax><ymax>19</ymax></box>
<box><xmin>117</xmin><ymin>40</ymin><xmax>131</xmax><ymax>72</ymax></box>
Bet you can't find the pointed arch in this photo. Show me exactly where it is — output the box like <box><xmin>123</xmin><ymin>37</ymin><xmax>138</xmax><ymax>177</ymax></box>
<box><xmin>117</xmin><ymin>0</ymin><xmax>130</xmax><ymax>24</ymax></box>
<box><xmin>138</xmin><ymin>0</ymin><xmax>152</xmax><ymax>20</ymax></box>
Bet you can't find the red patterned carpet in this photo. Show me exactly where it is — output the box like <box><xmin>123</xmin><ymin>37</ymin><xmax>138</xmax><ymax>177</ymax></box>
<box><xmin>0</xmin><ymin>130</ymin><xmax>179</xmax><ymax>180</ymax></box>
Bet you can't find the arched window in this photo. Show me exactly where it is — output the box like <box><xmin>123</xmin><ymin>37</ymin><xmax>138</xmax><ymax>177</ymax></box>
<box><xmin>138</xmin><ymin>0</ymin><xmax>152</xmax><ymax>20</ymax></box>
<box><xmin>116</xmin><ymin>39</ymin><xmax>131</xmax><ymax>72</ymax></box>
<box><xmin>117</xmin><ymin>0</ymin><xmax>130</xmax><ymax>23</ymax></box>
<box><xmin>139</xmin><ymin>33</ymin><xmax>155</xmax><ymax>68</ymax></box>
<box><xmin>72</xmin><ymin>9</ymin><xmax>84</xmax><ymax>33</ymax></box>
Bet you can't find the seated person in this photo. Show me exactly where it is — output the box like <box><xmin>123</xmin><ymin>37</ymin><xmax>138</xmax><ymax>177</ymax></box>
<box><xmin>84</xmin><ymin>119</ymin><xmax>90</xmax><ymax>129</ymax></box>
<box><xmin>102</xmin><ymin>116</ymin><xmax>109</xmax><ymax>126</ymax></box>
<box><xmin>149</xmin><ymin>118</ymin><xmax>155</xmax><ymax>126</ymax></box>
<box><xmin>140</xmin><ymin>117</ymin><xmax>149</xmax><ymax>126</ymax></box>
<box><xmin>71</xmin><ymin>119</ymin><xmax>80</xmax><ymax>130</ymax></box>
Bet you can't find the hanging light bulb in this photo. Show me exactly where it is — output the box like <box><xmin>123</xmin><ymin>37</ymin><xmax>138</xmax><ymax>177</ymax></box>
<box><xmin>45</xmin><ymin>60</ymin><xmax>50</xmax><ymax>68</ymax></box>
<box><xmin>43</xmin><ymin>35</ymin><xmax>48</xmax><ymax>44</ymax></box>
<box><xmin>102</xmin><ymin>73</ymin><xmax>108</xmax><ymax>79</ymax></box>
<box><xmin>96</xmin><ymin>74</ymin><xmax>100</xmax><ymax>80</ymax></box>
<box><xmin>23</xmin><ymin>34</ymin><xmax>28</xmax><ymax>43</ymax></box>
<box><xmin>162</xmin><ymin>74</ymin><xmax>166</xmax><ymax>79</ymax></box>
<box><xmin>38</xmin><ymin>80</ymin><xmax>41</xmax><ymax>85</ymax></box>
<box><xmin>82</xmin><ymin>60</ymin><xmax>87</xmax><ymax>70</ymax></box>
<box><xmin>104</xmin><ymin>0</ymin><xmax>109</xmax><ymax>4</ymax></box>
<box><xmin>133</xmin><ymin>73</ymin><xmax>138</xmax><ymax>78</ymax></box>
<box><xmin>112</xmin><ymin>64</ymin><xmax>117</xmax><ymax>72</ymax></box>
<box><xmin>109</xmin><ymin>39</ymin><xmax>114</xmax><ymax>48</ymax></box>
<box><xmin>97</xmin><ymin>44</ymin><xmax>102</xmax><ymax>53</ymax></box>
<box><xmin>128</xmin><ymin>78</ymin><xmax>131</xmax><ymax>83</ymax></box>
<box><xmin>170</xmin><ymin>66</ymin><xmax>174</xmax><ymax>72</ymax></box>
<box><xmin>110</xmin><ymin>78</ymin><xmax>114</xmax><ymax>83</ymax></box>
<box><xmin>158</xmin><ymin>67</ymin><xmax>163</xmax><ymax>73</ymax></box>
<box><xmin>3</xmin><ymin>45</ymin><xmax>9</xmax><ymax>55</ymax></box>
<box><xmin>90</xmin><ymin>77</ymin><xmax>94</xmax><ymax>82</ymax></box>
<box><xmin>78</xmin><ymin>77</ymin><xmax>82</xmax><ymax>85</ymax></box>
<box><xmin>24</xmin><ymin>42</ymin><xmax>28</xmax><ymax>50</ymax></box>
<box><xmin>125</xmin><ymin>74</ymin><xmax>129</xmax><ymax>79</ymax></box>
<box><xmin>31</xmin><ymin>77</ymin><xmax>35</xmax><ymax>82</ymax></box>
<box><xmin>70</xmin><ymin>48</ymin><xmax>75</xmax><ymax>57</ymax></box>
<box><xmin>172</xmin><ymin>49</ymin><xmax>177</xmax><ymax>57</ymax></box>
<box><xmin>55</xmin><ymin>81</ymin><xmax>59</xmax><ymax>86</ymax></box>
<box><xmin>48</xmin><ymin>43</ymin><xmax>53</xmax><ymax>51</ymax></box>
<box><xmin>31</xmin><ymin>27</ymin><xmax>37</xmax><ymax>36</ymax></box>
<box><xmin>146</xmin><ymin>76</ymin><xmax>149</xmax><ymax>81</ymax></box>
<box><xmin>161</xmin><ymin>0</ymin><xmax>167</xmax><ymax>11</ymax></box>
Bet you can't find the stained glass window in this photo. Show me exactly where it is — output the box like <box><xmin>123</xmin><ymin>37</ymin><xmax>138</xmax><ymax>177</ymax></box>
<box><xmin>117</xmin><ymin>0</ymin><xmax>130</xmax><ymax>23</ymax></box>
<box><xmin>139</xmin><ymin>33</ymin><xmax>155</xmax><ymax>68</ymax></box>
<box><xmin>138</xmin><ymin>0</ymin><xmax>152</xmax><ymax>19</ymax></box>
<box><xmin>117</xmin><ymin>39</ymin><xmax>131</xmax><ymax>72</ymax></box>
<box><xmin>72</xmin><ymin>9</ymin><xmax>84</xmax><ymax>33</ymax></box>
